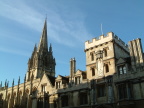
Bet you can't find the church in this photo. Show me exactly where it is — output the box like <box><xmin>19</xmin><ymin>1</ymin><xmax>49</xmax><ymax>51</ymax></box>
<box><xmin>0</xmin><ymin>20</ymin><xmax>144</xmax><ymax>108</ymax></box>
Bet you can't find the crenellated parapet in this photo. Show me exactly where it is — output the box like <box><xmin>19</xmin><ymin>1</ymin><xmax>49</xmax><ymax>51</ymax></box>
<box><xmin>85</xmin><ymin>32</ymin><xmax>129</xmax><ymax>52</ymax></box>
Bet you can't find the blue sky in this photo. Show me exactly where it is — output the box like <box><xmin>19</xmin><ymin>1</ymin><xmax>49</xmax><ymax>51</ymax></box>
<box><xmin>0</xmin><ymin>0</ymin><xmax>144</xmax><ymax>86</ymax></box>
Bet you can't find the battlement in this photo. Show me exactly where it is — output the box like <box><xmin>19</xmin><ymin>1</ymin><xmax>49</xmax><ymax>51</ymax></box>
<box><xmin>85</xmin><ymin>32</ymin><xmax>128</xmax><ymax>51</ymax></box>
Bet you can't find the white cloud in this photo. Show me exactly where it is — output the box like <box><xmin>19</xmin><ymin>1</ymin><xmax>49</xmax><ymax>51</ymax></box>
<box><xmin>0</xmin><ymin>0</ymin><xmax>44</xmax><ymax>31</ymax></box>
<box><xmin>0</xmin><ymin>47</ymin><xmax>30</xmax><ymax>57</ymax></box>
<box><xmin>0</xmin><ymin>0</ymin><xmax>92</xmax><ymax>47</ymax></box>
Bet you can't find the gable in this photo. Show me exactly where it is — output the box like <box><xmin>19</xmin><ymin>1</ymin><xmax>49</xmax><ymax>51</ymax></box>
<box><xmin>37</xmin><ymin>74</ymin><xmax>54</xmax><ymax>92</ymax></box>
<box><xmin>56</xmin><ymin>75</ymin><xmax>62</xmax><ymax>80</ymax></box>
<box><xmin>75</xmin><ymin>70</ymin><xmax>82</xmax><ymax>75</ymax></box>
<box><xmin>116</xmin><ymin>58</ymin><xmax>126</xmax><ymax>65</ymax></box>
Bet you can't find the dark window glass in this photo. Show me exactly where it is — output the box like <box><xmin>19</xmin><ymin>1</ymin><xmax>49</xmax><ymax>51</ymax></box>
<box><xmin>105</xmin><ymin>64</ymin><xmax>109</xmax><ymax>73</ymax></box>
<box><xmin>61</xmin><ymin>95</ymin><xmax>68</xmax><ymax>107</ymax></box>
<box><xmin>104</xmin><ymin>49</ymin><xmax>107</xmax><ymax>57</ymax></box>
<box><xmin>80</xmin><ymin>92</ymin><xmax>88</xmax><ymax>105</ymax></box>
<box><xmin>97</xmin><ymin>84</ymin><xmax>105</xmax><ymax>97</ymax></box>
<box><xmin>118</xmin><ymin>84</ymin><xmax>127</xmax><ymax>99</ymax></box>
<box><xmin>92</xmin><ymin>68</ymin><xmax>95</xmax><ymax>76</ymax></box>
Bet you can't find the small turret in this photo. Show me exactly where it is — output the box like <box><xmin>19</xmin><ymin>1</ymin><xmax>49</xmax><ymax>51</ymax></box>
<box><xmin>5</xmin><ymin>79</ymin><xmax>7</xmax><ymax>87</ymax></box>
<box><xmin>12</xmin><ymin>79</ymin><xmax>14</xmax><ymax>87</ymax></box>
<box><xmin>24</xmin><ymin>74</ymin><xmax>26</xmax><ymax>82</ymax></box>
<box><xmin>7</xmin><ymin>81</ymin><xmax>9</xmax><ymax>87</ymax></box>
<box><xmin>18</xmin><ymin>76</ymin><xmax>20</xmax><ymax>85</ymax></box>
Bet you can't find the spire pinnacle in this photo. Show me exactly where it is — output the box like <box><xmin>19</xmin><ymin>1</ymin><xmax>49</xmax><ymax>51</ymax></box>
<box><xmin>5</xmin><ymin>79</ymin><xmax>7</xmax><ymax>87</ymax></box>
<box><xmin>24</xmin><ymin>74</ymin><xmax>26</xmax><ymax>82</ymax></box>
<box><xmin>38</xmin><ymin>19</ymin><xmax>48</xmax><ymax>52</ymax></box>
<box><xmin>12</xmin><ymin>79</ymin><xmax>14</xmax><ymax>87</ymax></box>
<box><xmin>18</xmin><ymin>76</ymin><xmax>20</xmax><ymax>84</ymax></box>
<box><xmin>7</xmin><ymin>81</ymin><xmax>9</xmax><ymax>87</ymax></box>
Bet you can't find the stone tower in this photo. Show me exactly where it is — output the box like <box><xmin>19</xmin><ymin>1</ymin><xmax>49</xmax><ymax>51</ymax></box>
<box><xmin>85</xmin><ymin>32</ymin><xmax>129</xmax><ymax>80</ymax></box>
<box><xmin>26</xmin><ymin>20</ymin><xmax>56</xmax><ymax>81</ymax></box>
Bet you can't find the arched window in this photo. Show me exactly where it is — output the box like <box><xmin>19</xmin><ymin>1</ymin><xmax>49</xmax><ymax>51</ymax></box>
<box><xmin>91</xmin><ymin>52</ymin><xmax>94</xmax><ymax>61</ymax></box>
<box><xmin>105</xmin><ymin>64</ymin><xmax>109</xmax><ymax>73</ymax></box>
<box><xmin>104</xmin><ymin>48</ymin><xmax>108</xmax><ymax>57</ymax></box>
<box><xmin>92</xmin><ymin>68</ymin><xmax>95</xmax><ymax>76</ymax></box>
<box><xmin>75</xmin><ymin>76</ymin><xmax>80</xmax><ymax>85</ymax></box>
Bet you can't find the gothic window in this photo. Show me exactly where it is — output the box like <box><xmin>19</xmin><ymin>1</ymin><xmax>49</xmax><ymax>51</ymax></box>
<box><xmin>61</xmin><ymin>95</ymin><xmax>68</xmax><ymax>107</ymax></box>
<box><xmin>14</xmin><ymin>92</ymin><xmax>16</xmax><ymax>105</ymax></box>
<box><xmin>56</xmin><ymin>81</ymin><xmax>61</xmax><ymax>89</ymax></box>
<box><xmin>91</xmin><ymin>52</ymin><xmax>94</xmax><ymax>61</ymax></box>
<box><xmin>118</xmin><ymin>84</ymin><xmax>127</xmax><ymax>99</ymax></box>
<box><xmin>103</xmin><ymin>48</ymin><xmax>108</xmax><ymax>57</ymax></box>
<box><xmin>91</xmin><ymin>68</ymin><xmax>95</xmax><ymax>76</ymax></box>
<box><xmin>41</xmin><ymin>85</ymin><xmax>46</xmax><ymax>92</ymax></box>
<box><xmin>105</xmin><ymin>64</ymin><xmax>109</xmax><ymax>73</ymax></box>
<box><xmin>97</xmin><ymin>84</ymin><xmax>105</xmax><ymax>97</ymax></box>
<box><xmin>75</xmin><ymin>76</ymin><xmax>80</xmax><ymax>85</ymax></box>
<box><xmin>17</xmin><ymin>91</ymin><xmax>22</xmax><ymax>105</ymax></box>
<box><xmin>7</xmin><ymin>94</ymin><xmax>10</xmax><ymax>101</ymax></box>
<box><xmin>83</xmin><ymin>74</ymin><xmax>86</xmax><ymax>79</ymax></box>
<box><xmin>25</xmin><ymin>90</ymin><xmax>29</xmax><ymax>108</ymax></box>
<box><xmin>118</xmin><ymin>65</ymin><xmax>126</xmax><ymax>75</ymax></box>
<box><xmin>80</xmin><ymin>92</ymin><xmax>88</xmax><ymax>105</ymax></box>
<box><xmin>118</xmin><ymin>83</ymin><xmax>133</xmax><ymax>100</ymax></box>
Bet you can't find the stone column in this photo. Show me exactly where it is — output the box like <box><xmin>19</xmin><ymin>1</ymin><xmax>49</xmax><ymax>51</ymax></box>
<box><xmin>32</xmin><ymin>97</ymin><xmax>37</xmax><ymax>108</ymax></box>
<box><xmin>108</xmin><ymin>85</ymin><xmax>114</xmax><ymax>103</ymax></box>
<box><xmin>57</xmin><ymin>96</ymin><xmax>61</xmax><ymax>108</ymax></box>
<box><xmin>90</xmin><ymin>80</ymin><xmax>97</xmax><ymax>105</ymax></box>
<box><xmin>87</xmin><ymin>90</ymin><xmax>91</xmax><ymax>105</ymax></box>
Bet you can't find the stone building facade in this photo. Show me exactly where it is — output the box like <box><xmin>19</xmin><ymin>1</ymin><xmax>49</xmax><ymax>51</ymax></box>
<box><xmin>0</xmin><ymin>20</ymin><xmax>144</xmax><ymax>108</ymax></box>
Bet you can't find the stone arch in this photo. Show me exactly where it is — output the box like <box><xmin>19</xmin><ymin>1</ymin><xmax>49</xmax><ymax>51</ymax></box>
<box><xmin>25</xmin><ymin>88</ymin><xmax>29</xmax><ymax>94</ymax></box>
<box><xmin>13</xmin><ymin>92</ymin><xmax>17</xmax><ymax>106</ymax></box>
<box><xmin>31</xmin><ymin>73</ymin><xmax>34</xmax><ymax>81</ymax></box>
<box><xmin>32</xmin><ymin>86</ymin><xmax>37</xmax><ymax>97</ymax></box>
<box><xmin>32</xmin><ymin>86</ymin><xmax>37</xmax><ymax>92</ymax></box>
<box><xmin>18</xmin><ymin>90</ymin><xmax>23</xmax><ymax>105</ymax></box>
<box><xmin>7</xmin><ymin>93</ymin><xmax>11</xmax><ymax>101</ymax></box>
<box><xmin>24</xmin><ymin>88</ymin><xmax>30</xmax><ymax>108</ymax></box>
<box><xmin>7</xmin><ymin>93</ymin><xmax>11</xmax><ymax>108</ymax></box>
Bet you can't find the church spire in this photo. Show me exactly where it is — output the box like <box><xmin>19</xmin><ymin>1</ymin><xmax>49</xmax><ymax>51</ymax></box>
<box><xmin>26</xmin><ymin>19</ymin><xmax>56</xmax><ymax>80</ymax></box>
<box><xmin>38</xmin><ymin>19</ymin><xmax>48</xmax><ymax>52</ymax></box>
